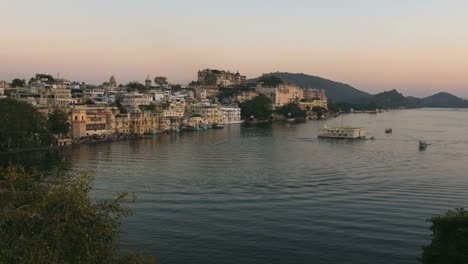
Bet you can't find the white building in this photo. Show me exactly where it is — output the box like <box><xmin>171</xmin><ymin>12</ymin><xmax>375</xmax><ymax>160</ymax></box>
<box><xmin>221</xmin><ymin>107</ymin><xmax>243</xmax><ymax>124</ymax></box>
<box><xmin>122</xmin><ymin>92</ymin><xmax>153</xmax><ymax>108</ymax></box>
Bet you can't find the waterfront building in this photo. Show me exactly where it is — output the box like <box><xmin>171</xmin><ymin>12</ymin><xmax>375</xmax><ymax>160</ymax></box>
<box><xmin>300</xmin><ymin>89</ymin><xmax>328</xmax><ymax>110</ymax></box>
<box><xmin>220</xmin><ymin>106</ymin><xmax>243</xmax><ymax>124</ymax></box>
<box><xmin>255</xmin><ymin>83</ymin><xmax>304</xmax><ymax>108</ymax></box>
<box><xmin>198</xmin><ymin>69</ymin><xmax>246</xmax><ymax>86</ymax></box>
<box><xmin>70</xmin><ymin>105</ymin><xmax>118</xmax><ymax>138</ymax></box>
<box><xmin>186</xmin><ymin>102</ymin><xmax>225</xmax><ymax>125</ymax></box>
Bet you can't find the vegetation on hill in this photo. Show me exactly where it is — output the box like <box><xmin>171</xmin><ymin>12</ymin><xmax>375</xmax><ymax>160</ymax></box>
<box><xmin>251</xmin><ymin>72</ymin><xmax>371</xmax><ymax>103</ymax></box>
<box><xmin>275</xmin><ymin>103</ymin><xmax>306</xmax><ymax>118</ymax></box>
<box><xmin>419</xmin><ymin>92</ymin><xmax>468</xmax><ymax>108</ymax></box>
<box><xmin>257</xmin><ymin>75</ymin><xmax>284</xmax><ymax>87</ymax></box>
<box><xmin>28</xmin><ymin>74</ymin><xmax>55</xmax><ymax>84</ymax></box>
<box><xmin>240</xmin><ymin>95</ymin><xmax>273</xmax><ymax>120</ymax></box>
<box><xmin>11</xmin><ymin>78</ymin><xmax>26</xmax><ymax>87</ymax></box>
<box><xmin>154</xmin><ymin>76</ymin><xmax>168</xmax><ymax>86</ymax></box>
<box><xmin>0</xmin><ymin>99</ymin><xmax>54</xmax><ymax>152</ymax></box>
<box><xmin>418</xmin><ymin>208</ymin><xmax>468</xmax><ymax>264</ymax></box>
<box><xmin>252</xmin><ymin>72</ymin><xmax>468</xmax><ymax>109</ymax></box>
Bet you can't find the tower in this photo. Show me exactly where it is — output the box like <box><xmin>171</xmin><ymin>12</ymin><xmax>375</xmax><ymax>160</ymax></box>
<box><xmin>109</xmin><ymin>75</ymin><xmax>117</xmax><ymax>87</ymax></box>
<box><xmin>145</xmin><ymin>75</ymin><xmax>152</xmax><ymax>88</ymax></box>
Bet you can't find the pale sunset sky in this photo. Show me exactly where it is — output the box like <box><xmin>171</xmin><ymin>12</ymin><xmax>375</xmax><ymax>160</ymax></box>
<box><xmin>1</xmin><ymin>0</ymin><xmax>467</xmax><ymax>98</ymax></box>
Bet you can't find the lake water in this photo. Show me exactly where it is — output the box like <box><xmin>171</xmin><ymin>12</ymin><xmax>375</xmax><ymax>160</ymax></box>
<box><xmin>66</xmin><ymin>109</ymin><xmax>468</xmax><ymax>264</ymax></box>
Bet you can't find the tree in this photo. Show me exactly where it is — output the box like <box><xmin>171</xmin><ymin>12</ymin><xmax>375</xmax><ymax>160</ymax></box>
<box><xmin>47</xmin><ymin>109</ymin><xmax>70</xmax><ymax>137</ymax></box>
<box><xmin>85</xmin><ymin>99</ymin><xmax>96</xmax><ymax>105</ymax></box>
<box><xmin>275</xmin><ymin>103</ymin><xmax>306</xmax><ymax>118</ymax></box>
<box><xmin>11</xmin><ymin>79</ymin><xmax>26</xmax><ymax>87</ymax></box>
<box><xmin>257</xmin><ymin>75</ymin><xmax>284</xmax><ymax>87</ymax></box>
<box><xmin>154</xmin><ymin>76</ymin><xmax>168</xmax><ymax>86</ymax></box>
<box><xmin>311</xmin><ymin>106</ymin><xmax>327</xmax><ymax>119</ymax></box>
<box><xmin>0</xmin><ymin>166</ymin><xmax>144</xmax><ymax>264</ymax></box>
<box><xmin>115</xmin><ymin>98</ymin><xmax>128</xmax><ymax>114</ymax></box>
<box><xmin>418</xmin><ymin>208</ymin><xmax>468</xmax><ymax>264</ymax></box>
<box><xmin>126</xmin><ymin>82</ymin><xmax>146</xmax><ymax>93</ymax></box>
<box><xmin>240</xmin><ymin>95</ymin><xmax>273</xmax><ymax>120</ymax></box>
<box><xmin>0</xmin><ymin>99</ymin><xmax>54</xmax><ymax>151</ymax></box>
<box><xmin>34</xmin><ymin>74</ymin><xmax>55</xmax><ymax>83</ymax></box>
<box><xmin>203</xmin><ymin>73</ymin><xmax>217</xmax><ymax>85</ymax></box>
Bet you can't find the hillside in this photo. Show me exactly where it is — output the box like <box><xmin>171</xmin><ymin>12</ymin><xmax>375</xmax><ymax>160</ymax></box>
<box><xmin>249</xmin><ymin>72</ymin><xmax>372</xmax><ymax>103</ymax></box>
<box><xmin>372</xmin><ymin>89</ymin><xmax>409</xmax><ymax>108</ymax></box>
<box><xmin>420</xmin><ymin>92</ymin><xmax>468</xmax><ymax>108</ymax></box>
<box><xmin>249</xmin><ymin>72</ymin><xmax>468</xmax><ymax>108</ymax></box>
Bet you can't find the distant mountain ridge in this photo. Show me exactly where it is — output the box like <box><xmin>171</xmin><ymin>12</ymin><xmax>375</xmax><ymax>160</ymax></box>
<box><xmin>250</xmin><ymin>72</ymin><xmax>468</xmax><ymax>108</ymax></box>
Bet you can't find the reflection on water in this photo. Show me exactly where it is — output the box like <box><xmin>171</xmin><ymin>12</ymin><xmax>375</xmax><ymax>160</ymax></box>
<box><xmin>7</xmin><ymin>109</ymin><xmax>468</xmax><ymax>264</ymax></box>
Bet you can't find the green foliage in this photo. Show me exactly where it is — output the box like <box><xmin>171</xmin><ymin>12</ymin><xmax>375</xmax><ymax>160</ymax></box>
<box><xmin>34</xmin><ymin>74</ymin><xmax>55</xmax><ymax>84</ymax></box>
<box><xmin>154</xmin><ymin>76</ymin><xmax>168</xmax><ymax>86</ymax></box>
<box><xmin>311</xmin><ymin>106</ymin><xmax>327</xmax><ymax>119</ymax></box>
<box><xmin>115</xmin><ymin>98</ymin><xmax>128</xmax><ymax>114</ymax></box>
<box><xmin>257</xmin><ymin>75</ymin><xmax>283</xmax><ymax>87</ymax></box>
<box><xmin>85</xmin><ymin>99</ymin><xmax>96</xmax><ymax>105</ymax></box>
<box><xmin>327</xmin><ymin>101</ymin><xmax>378</xmax><ymax>112</ymax></box>
<box><xmin>47</xmin><ymin>109</ymin><xmax>70</xmax><ymax>136</ymax></box>
<box><xmin>419</xmin><ymin>208</ymin><xmax>468</xmax><ymax>264</ymax></box>
<box><xmin>240</xmin><ymin>95</ymin><xmax>273</xmax><ymax>120</ymax></box>
<box><xmin>0</xmin><ymin>166</ymin><xmax>140</xmax><ymax>264</ymax></box>
<box><xmin>126</xmin><ymin>82</ymin><xmax>147</xmax><ymax>93</ymax></box>
<box><xmin>0</xmin><ymin>99</ymin><xmax>54</xmax><ymax>152</ymax></box>
<box><xmin>11</xmin><ymin>79</ymin><xmax>26</xmax><ymax>87</ymax></box>
<box><xmin>275</xmin><ymin>103</ymin><xmax>306</xmax><ymax>118</ymax></box>
<box><xmin>217</xmin><ymin>88</ymin><xmax>237</xmax><ymax>102</ymax></box>
<box><xmin>203</xmin><ymin>74</ymin><xmax>217</xmax><ymax>85</ymax></box>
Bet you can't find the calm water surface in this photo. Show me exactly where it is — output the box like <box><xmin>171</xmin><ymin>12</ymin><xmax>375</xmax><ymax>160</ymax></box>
<box><xmin>68</xmin><ymin>109</ymin><xmax>468</xmax><ymax>264</ymax></box>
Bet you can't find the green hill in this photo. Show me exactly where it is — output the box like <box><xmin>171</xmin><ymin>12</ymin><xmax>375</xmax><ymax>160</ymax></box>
<box><xmin>420</xmin><ymin>92</ymin><xmax>468</xmax><ymax>108</ymax></box>
<box><xmin>249</xmin><ymin>72</ymin><xmax>372</xmax><ymax>103</ymax></box>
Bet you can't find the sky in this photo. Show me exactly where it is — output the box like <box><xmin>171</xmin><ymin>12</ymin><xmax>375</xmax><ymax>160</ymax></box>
<box><xmin>1</xmin><ymin>0</ymin><xmax>467</xmax><ymax>98</ymax></box>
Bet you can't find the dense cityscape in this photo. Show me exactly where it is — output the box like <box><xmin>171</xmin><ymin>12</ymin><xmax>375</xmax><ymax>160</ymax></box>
<box><xmin>0</xmin><ymin>69</ymin><xmax>328</xmax><ymax>148</ymax></box>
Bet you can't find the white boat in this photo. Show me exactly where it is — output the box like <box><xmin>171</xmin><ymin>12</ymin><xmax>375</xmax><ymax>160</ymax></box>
<box><xmin>318</xmin><ymin>125</ymin><xmax>367</xmax><ymax>139</ymax></box>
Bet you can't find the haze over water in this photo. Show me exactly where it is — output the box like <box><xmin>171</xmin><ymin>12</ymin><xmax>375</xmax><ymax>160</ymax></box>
<box><xmin>67</xmin><ymin>109</ymin><xmax>468</xmax><ymax>264</ymax></box>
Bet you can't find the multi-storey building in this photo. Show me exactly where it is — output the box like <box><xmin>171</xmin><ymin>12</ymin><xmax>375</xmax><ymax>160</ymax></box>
<box><xmin>122</xmin><ymin>92</ymin><xmax>153</xmax><ymax>108</ymax></box>
<box><xmin>49</xmin><ymin>88</ymin><xmax>72</xmax><ymax>109</ymax></box>
<box><xmin>220</xmin><ymin>106</ymin><xmax>242</xmax><ymax>124</ymax></box>
<box><xmin>0</xmin><ymin>81</ymin><xmax>7</xmax><ymax>99</ymax></box>
<box><xmin>300</xmin><ymin>88</ymin><xmax>328</xmax><ymax>110</ymax></box>
<box><xmin>255</xmin><ymin>83</ymin><xmax>304</xmax><ymax>108</ymax></box>
<box><xmin>186</xmin><ymin>102</ymin><xmax>225</xmax><ymax>125</ymax></box>
<box><xmin>198</xmin><ymin>69</ymin><xmax>246</xmax><ymax>86</ymax></box>
<box><xmin>234</xmin><ymin>91</ymin><xmax>259</xmax><ymax>103</ymax></box>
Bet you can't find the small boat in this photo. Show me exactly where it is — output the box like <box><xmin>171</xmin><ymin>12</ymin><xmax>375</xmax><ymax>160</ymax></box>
<box><xmin>370</xmin><ymin>136</ymin><xmax>376</xmax><ymax>140</ymax></box>
<box><xmin>211</xmin><ymin>124</ymin><xmax>224</xmax><ymax>129</ymax></box>
<box><xmin>419</xmin><ymin>140</ymin><xmax>429</xmax><ymax>150</ymax></box>
<box><xmin>385</xmin><ymin>128</ymin><xmax>392</xmax><ymax>134</ymax></box>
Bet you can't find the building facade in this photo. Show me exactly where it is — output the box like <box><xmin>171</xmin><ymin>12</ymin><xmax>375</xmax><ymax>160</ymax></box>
<box><xmin>198</xmin><ymin>69</ymin><xmax>246</xmax><ymax>86</ymax></box>
<box><xmin>255</xmin><ymin>83</ymin><xmax>304</xmax><ymax>108</ymax></box>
